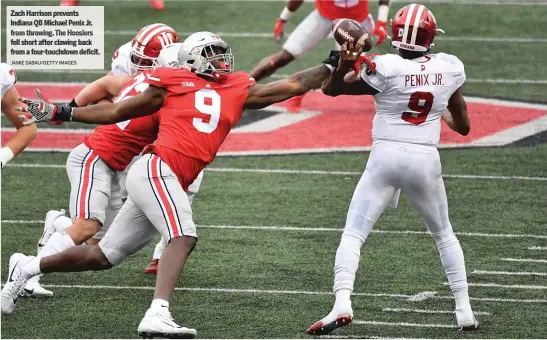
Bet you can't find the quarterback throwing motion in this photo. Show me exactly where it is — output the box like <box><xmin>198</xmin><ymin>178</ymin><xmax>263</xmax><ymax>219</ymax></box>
<box><xmin>307</xmin><ymin>4</ymin><xmax>478</xmax><ymax>335</ymax></box>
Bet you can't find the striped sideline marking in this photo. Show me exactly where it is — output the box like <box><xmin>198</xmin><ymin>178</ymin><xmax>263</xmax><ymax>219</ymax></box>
<box><xmin>6</xmin><ymin>163</ymin><xmax>547</xmax><ymax>182</ymax></box>
<box><xmin>472</xmin><ymin>270</ymin><xmax>547</xmax><ymax>277</ymax></box>
<box><xmin>501</xmin><ymin>258</ymin><xmax>547</xmax><ymax>264</ymax></box>
<box><xmin>3</xmin><ymin>220</ymin><xmax>547</xmax><ymax>240</ymax></box>
<box><xmin>528</xmin><ymin>246</ymin><xmax>547</xmax><ymax>250</ymax></box>
<box><xmin>24</xmin><ymin>284</ymin><xmax>545</xmax><ymax>303</ymax></box>
<box><xmin>382</xmin><ymin>308</ymin><xmax>491</xmax><ymax>316</ymax></box>
<box><xmin>444</xmin><ymin>282</ymin><xmax>547</xmax><ymax>290</ymax></box>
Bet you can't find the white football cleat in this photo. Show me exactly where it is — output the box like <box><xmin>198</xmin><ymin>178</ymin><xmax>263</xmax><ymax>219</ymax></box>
<box><xmin>307</xmin><ymin>305</ymin><xmax>353</xmax><ymax>336</ymax></box>
<box><xmin>21</xmin><ymin>275</ymin><xmax>53</xmax><ymax>297</ymax></box>
<box><xmin>1</xmin><ymin>253</ymin><xmax>33</xmax><ymax>314</ymax></box>
<box><xmin>138</xmin><ymin>308</ymin><xmax>197</xmax><ymax>339</ymax></box>
<box><xmin>37</xmin><ymin>209</ymin><xmax>66</xmax><ymax>253</ymax></box>
<box><xmin>456</xmin><ymin>306</ymin><xmax>479</xmax><ymax>330</ymax></box>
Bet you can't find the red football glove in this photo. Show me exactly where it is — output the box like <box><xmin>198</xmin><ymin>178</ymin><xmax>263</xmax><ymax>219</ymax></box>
<box><xmin>372</xmin><ymin>20</ymin><xmax>388</xmax><ymax>46</ymax></box>
<box><xmin>274</xmin><ymin>18</ymin><xmax>286</xmax><ymax>43</ymax></box>
<box><xmin>353</xmin><ymin>54</ymin><xmax>379</xmax><ymax>75</ymax></box>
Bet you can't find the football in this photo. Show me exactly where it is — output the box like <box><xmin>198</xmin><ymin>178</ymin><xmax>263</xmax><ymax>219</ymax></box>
<box><xmin>332</xmin><ymin>18</ymin><xmax>372</xmax><ymax>52</ymax></box>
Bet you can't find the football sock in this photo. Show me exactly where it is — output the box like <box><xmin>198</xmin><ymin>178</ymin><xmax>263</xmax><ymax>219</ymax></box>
<box><xmin>54</xmin><ymin>216</ymin><xmax>73</xmax><ymax>231</ymax></box>
<box><xmin>150</xmin><ymin>298</ymin><xmax>169</xmax><ymax>311</ymax></box>
<box><xmin>37</xmin><ymin>229</ymin><xmax>76</xmax><ymax>258</ymax></box>
<box><xmin>152</xmin><ymin>237</ymin><xmax>168</xmax><ymax>260</ymax></box>
<box><xmin>21</xmin><ymin>257</ymin><xmax>42</xmax><ymax>279</ymax></box>
<box><xmin>430</xmin><ymin>228</ymin><xmax>470</xmax><ymax>306</ymax></box>
<box><xmin>332</xmin><ymin>222</ymin><xmax>372</xmax><ymax>307</ymax></box>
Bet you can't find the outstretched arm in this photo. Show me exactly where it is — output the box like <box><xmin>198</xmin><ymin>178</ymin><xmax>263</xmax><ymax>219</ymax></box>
<box><xmin>69</xmin><ymin>85</ymin><xmax>166</xmax><ymax>124</ymax></box>
<box><xmin>19</xmin><ymin>86</ymin><xmax>166</xmax><ymax>125</ymax></box>
<box><xmin>244</xmin><ymin>64</ymin><xmax>330</xmax><ymax>110</ymax></box>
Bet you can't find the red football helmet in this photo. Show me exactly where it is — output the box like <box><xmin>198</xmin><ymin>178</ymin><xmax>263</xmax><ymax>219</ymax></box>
<box><xmin>390</xmin><ymin>4</ymin><xmax>443</xmax><ymax>53</ymax></box>
<box><xmin>129</xmin><ymin>23</ymin><xmax>179</xmax><ymax>75</ymax></box>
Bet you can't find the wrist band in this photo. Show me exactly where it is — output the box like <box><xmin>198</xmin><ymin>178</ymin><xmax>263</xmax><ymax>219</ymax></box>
<box><xmin>279</xmin><ymin>7</ymin><xmax>293</xmax><ymax>21</ymax></box>
<box><xmin>324</xmin><ymin>64</ymin><xmax>335</xmax><ymax>73</ymax></box>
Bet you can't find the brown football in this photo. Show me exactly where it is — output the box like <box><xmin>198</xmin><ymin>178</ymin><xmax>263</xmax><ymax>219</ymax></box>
<box><xmin>332</xmin><ymin>18</ymin><xmax>372</xmax><ymax>52</ymax></box>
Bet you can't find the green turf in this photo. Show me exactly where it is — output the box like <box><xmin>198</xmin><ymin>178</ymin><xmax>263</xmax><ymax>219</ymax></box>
<box><xmin>1</xmin><ymin>0</ymin><xmax>547</xmax><ymax>338</ymax></box>
<box><xmin>2</xmin><ymin>147</ymin><xmax>547</xmax><ymax>338</ymax></box>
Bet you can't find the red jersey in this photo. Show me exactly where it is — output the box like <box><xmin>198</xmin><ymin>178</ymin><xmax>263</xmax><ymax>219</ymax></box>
<box><xmin>85</xmin><ymin>71</ymin><xmax>159</xmax><ymax>171</ymax></box>
<box><xmin>315</xmin><ymin>0</ymin><xmax>369</xmax><ymax>22</ymax></box>
<box><xmin>144</xmin><ymin>67</ymin><xmax>256</xmax><ymax>190</ymax></box>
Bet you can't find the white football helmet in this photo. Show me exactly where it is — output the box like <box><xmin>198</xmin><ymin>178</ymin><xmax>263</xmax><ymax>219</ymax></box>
<box><xmin>177</xmin><ymin>32</ymin><xmax>234</xmax><ymax>82</ymax></box>
<box><xmin>155</xmin><ymin>43</ymin><xmax>184</xmax><ymax>68</ymax></box>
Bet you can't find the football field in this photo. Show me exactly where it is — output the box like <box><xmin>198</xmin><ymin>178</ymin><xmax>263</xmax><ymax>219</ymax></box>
<box><xmin>1</xmin><ymin>0</ymin><xmax>547</xmax><ymax>339</ymax></box>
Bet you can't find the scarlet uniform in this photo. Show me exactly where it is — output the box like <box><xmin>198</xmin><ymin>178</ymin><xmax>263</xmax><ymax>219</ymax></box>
<box><xmin>144</xmin><ymin>68</ymin><xmax>256</xmax><ymax>190</ymax></box>
<box><xmin>85</xmin><ymin>73</ymin><xmax>159</xmax><ymax>171</ymax></box>
<box><xmin>98</xmin><ymin>68</ymin><xmax>256</xmax><ymax>265</ymax></box>
<box><xmin>66</xmin><ymin>72</ymin><xmax>158</xmax><ymax>225</ymax></box>
<box><xmin>315</xmin><ymin>0</ymin><xmax>370</xmax><ymax>22</ymax></box>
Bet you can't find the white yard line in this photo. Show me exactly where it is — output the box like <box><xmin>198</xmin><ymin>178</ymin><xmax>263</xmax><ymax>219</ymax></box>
<box><xmin>382</xmin><ymin>308</ymin><xmax>491</xmax><ymax>316</ymax></box>
<box><xmin>445</xmin><ymin>282</ymin><xmax>547</xmax><ymax>290</ymax></box>
<box><xmin>5</xmin><ymin>163</ymin><xmax>547</xmax><ymax>182</ymax></box>
<box><xmin>407</xmin><ymin>291</ymin><xmax>437</xmax><ymax>301</ymax></box>
<box><xmin>8</xmin><ymin>284</ymin><xmax>538</xmax><ymax>303</ymax></box>
<box><xmin>472</xmin><ymin>270</ymin><xmax>547</xmax><ymax>277</ymax></box>
<box><xmin>528</xmin><ymin>246</ymin><xmax>547</xmax><ymax>250</ymax></box>
<box><xmin>353</xmin><ymin>320</ymin><xmax>456</xmax><ymax>329</ymax></box>
<box><xmin>2</xmin><ymin>220</ymin><xmax>547</xmax><ymax>240</ymax></box>
<box><xmin>501</xmin><ymin>258</ymin><xmax>547</xmax><ymax>264</ymax></box>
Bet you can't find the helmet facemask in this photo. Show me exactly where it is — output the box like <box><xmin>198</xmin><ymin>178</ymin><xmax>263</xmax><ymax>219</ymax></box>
<box><xmin>128</xmin><ymin>50</ymin><xmax>157</xmax><ymax>76</ymax></box>
<box><xmin>189</xmin><ymin>41</ymin><xmax>234</xmax><ymax>82</ymax></box>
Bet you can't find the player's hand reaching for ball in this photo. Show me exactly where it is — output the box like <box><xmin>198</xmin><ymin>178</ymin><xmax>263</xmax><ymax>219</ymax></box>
<box><xmin>17</xmin><ymin>89</ymin><xmax>72</xmax><ymax>125</ymax></box>
<box><xmin>338</xmin><ymin>41</ymin><xmax>364</xmax><ymax>72</ymax></box>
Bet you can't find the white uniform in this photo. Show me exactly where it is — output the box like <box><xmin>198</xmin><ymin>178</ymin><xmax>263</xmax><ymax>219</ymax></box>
<box><xmin>1</xmin><ymin>63</ymin><xmax>17</xmax><ymax>100</ymax></box>
<box><xmin>111</xmin><ymin>42</ymin><xmax>133</xmax><ymax>77</ymax></box>
<box><xmin>326</xmin><ymin>53</ymin><xmax>473</xmax><ymax>330</ymax></box>
<box><xmin>284</xmin><ymin>11</ymin><xmax>374</xmax><ymax>57</ymax></box>
<box><xmin>341</xmin><ymin>53</ymin><xmax>465</xmax><ymax>240</ymax></box>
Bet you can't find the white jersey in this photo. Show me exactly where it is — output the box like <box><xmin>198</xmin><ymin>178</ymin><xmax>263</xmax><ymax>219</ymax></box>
<box><xmin>1</xmin><ymin>63</ymin><xmax>17</xmax><ymax>100</ymax></box>
<box><xmin>111</xmin><ymin>41</ymin><xmax>133</xmax><ymax>76</ymax></box>
<box><xmin>360</xmin><ymin>53</ymin><xmax>466</xmax><ymax>146</ymax></box>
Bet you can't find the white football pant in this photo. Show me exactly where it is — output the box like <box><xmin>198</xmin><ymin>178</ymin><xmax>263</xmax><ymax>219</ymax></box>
<box><xmin>333</xmin><ymin>140</ymin><xmax>469</xmax><ymax>303</ymax></box>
